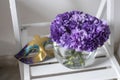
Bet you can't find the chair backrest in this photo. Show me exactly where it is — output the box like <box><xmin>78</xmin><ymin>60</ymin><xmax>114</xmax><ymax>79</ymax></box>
<box><xmin>9</xmin><ymin>0</ymin><xmax>114</xmax><ymax>53</ymax></box>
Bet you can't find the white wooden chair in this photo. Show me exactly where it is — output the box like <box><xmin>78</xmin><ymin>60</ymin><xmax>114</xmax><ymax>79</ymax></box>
<box><xmin>9</xmin><ymin>0</ymin><xmax>120</xmax><ymax>80</ymax></box>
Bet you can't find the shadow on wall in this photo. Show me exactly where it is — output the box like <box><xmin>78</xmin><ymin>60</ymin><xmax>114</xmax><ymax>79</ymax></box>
<box><xmin>115</xmin><ymin>40</ymin><xmax>120</xmax><ymax>63</ymax></box>
<box><xmin>17</xmin><ymin>0</ymin><xmax>79</xmax><ymax>23</ymax></box>
<box><xmin>0</xmin><ymin>40</ymin><xmax>17</xmax><ymax>56</ymax></box>
<box><xmin>0</xmin><ymin>40</ymin><xmax>20</xmax><ymax>80</ymax></box>
<box><xmin>0</xmin><ymin>55</ymin><xmax>20</xmax><ymax>80</ymax></box>
<box><xmin>16</xmin><ymin>0</ymin><xmax>99</xmax><ymax>24</ymax></box>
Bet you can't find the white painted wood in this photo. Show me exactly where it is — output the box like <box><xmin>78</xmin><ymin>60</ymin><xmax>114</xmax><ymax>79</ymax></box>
<box><xmin>107</xmin><ymin>0</ymin><xmax>114</xmax><ymax>46</ymax></box>
<box><xmin>9</xmin><ymin>0</ymin><xmax>21</xmax><ymax>50</ymax></box>
<box><xmin>96</xmin><ymin>0</ymin><xmax>107</xmax><ymax>19</ymax></box>
<box><xmin>18</xmin><ymin>62</ymin><xmax>31</xmax><ymax>80</ymax></box>
<box><xmin>21</xmin><ymin>22</ymin><xmax>50</xmax><ymax>30</ymax></box>
<box><xmin>23</xmin><ymin>63</ymin><xmax>30</xmax><ymax>80</ymax></box>
<box><xmin>31</xmin><ymin>57</ymin><xmax>110</xmax><ymax>77</ymax></box>
<box><xmin>9</xmin><ymin>0</ymin><xmax>24</xmax><ymax>80</ymax></box>
<box><xmin>9</xmin><ymin>0</ymin><xmax>30</xmax><ymax>80</ymax></box>
<box><xmin>19</xmin><ymin>62</ymin><xmax>30</xmax><ymax>80</ymax></box>
<box><xmin>105</xmin><ymin>0</ymin><xmax>120</xmax><ymax>78</ymax></box>
<box><xmin>21</xmin><ymin>23</ymin><xmax>31</xmax><ymax>80</ymax></box>
<box><xmin>21</xmin><ymin>24</ymin><xmax>50</xmax><ymax>42</ymax></box>
<box><xmin>18</xmin><ymin>61</ymin><xmax>24</xmax><ymax>80</ymax></box>
<box><xmin>10</xmin><ymin>0</ymin><xmax>120</xmax><ymax>80</ymax></box>
<box><xmin>32</xmin><ymin>68</ymin><xmax>118</xmax><ymax>80</ymax></box>
<box><xmin>103</xmin><ymin>44</ymin><xmax>120</xmax><ymax>78</ymax></box>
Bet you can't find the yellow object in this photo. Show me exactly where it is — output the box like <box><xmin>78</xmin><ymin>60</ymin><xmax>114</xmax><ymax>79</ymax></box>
<box><xmin>15</xmin><ymin>35</ymin><xmax>54</xmax><ymax>64</ymax></box>
<box><xmin>28</xmin><ymin>35</ymin><xmax>54</xmax><ymax>62</ymax></box>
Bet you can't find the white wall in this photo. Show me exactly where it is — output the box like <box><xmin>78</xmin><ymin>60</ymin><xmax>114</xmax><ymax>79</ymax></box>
<box><xmin>114</xmin><ymin>0</ymin><xmax>120</xmax><ymax>52</ymax></box>
<box><xmin>0</xmin><ymin>0</ymin><xmax>16</xmax><ymax>56</ymax></box>
<box><xmin>0</xmin><ymin>0</ymin><xmax>120</xmax><ymax>56</ymax></box>
<box><xmin>16</xmin><ymin>0</ymin><xmax>100</xmax><ymax>24</ymax></box>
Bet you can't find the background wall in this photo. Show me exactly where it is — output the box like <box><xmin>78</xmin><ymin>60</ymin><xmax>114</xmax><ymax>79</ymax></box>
<box><xmin>0</xmin><ymin>0</ymin><xmax>120</xmax><ymax>56</ymax></box>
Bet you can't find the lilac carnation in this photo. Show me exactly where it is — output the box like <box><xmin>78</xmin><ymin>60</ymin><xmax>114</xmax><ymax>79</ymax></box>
<box><xmin>50</xmin><ymin>10</ymin><xmax>110</xmax><ymax>52</ymax></box>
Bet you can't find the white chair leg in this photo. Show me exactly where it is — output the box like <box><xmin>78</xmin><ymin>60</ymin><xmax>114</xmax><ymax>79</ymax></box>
<box><xmin>19</xmin><ymin>61</ymin><xmax>30</xmax><ymax>80</ymax></box>
<box><xmin>19</xmin><ymin>61</ymin><xmax>24</xmax><ymax>80</ymax></box>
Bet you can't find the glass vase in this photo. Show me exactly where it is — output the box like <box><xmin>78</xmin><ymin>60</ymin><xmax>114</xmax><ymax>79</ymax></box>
<box><xmin>53</xmin><ymin>42</ymin><xmax>97</xmax><ymax>69</ymax></box>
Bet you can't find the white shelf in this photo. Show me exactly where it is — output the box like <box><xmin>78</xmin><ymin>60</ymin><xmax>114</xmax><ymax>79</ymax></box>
<box><xmin>9</xmin><ymin>0</ymin><xmax>120</xmax><ymax>80</ymax></box>
<box><xmin>19</xmin><ymin>43</ymin><xmax>120</xmax><ymax>80</ymax></box>
<box><xmin>19</xmin><ymin>22</ymin><xmax>120</xmax><ymax>80</ymax></box>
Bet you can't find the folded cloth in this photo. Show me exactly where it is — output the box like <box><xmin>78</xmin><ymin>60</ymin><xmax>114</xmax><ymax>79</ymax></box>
<box><xmin>15</xmin><ymin>35</ymin><xmax>54</xmax><ymax>64</ymax></box>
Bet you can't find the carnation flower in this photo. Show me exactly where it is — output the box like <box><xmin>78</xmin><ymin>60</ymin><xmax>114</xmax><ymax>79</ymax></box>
<box><xmin>50</xmin><ymin>10</ymin><xmax>110</xmax><ymax>52</ymax></box>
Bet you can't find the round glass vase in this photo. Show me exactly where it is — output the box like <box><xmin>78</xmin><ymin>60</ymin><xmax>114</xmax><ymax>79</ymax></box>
<box><xmin>53</xmin><ymin>42</ymin><xmax>97</xmax><ymax>69</ymax></box>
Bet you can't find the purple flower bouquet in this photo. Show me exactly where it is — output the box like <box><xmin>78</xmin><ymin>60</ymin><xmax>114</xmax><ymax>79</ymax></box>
<box><xmin>50</xmin><ymin>10</ymin><xmax>110</xmax><ymax>69</ymax></box>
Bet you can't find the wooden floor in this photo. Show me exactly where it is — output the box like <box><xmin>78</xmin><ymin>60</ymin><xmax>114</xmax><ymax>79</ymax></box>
<box><xmin>0</xmin><ymin>56</ymin><xmax>20</xmax><ymax>80</ymax></box>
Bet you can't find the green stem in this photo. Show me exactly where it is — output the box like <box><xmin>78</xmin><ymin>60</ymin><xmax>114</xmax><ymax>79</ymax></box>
<box><xmin>63</xmin><ymin>50</ymin><xmax>85</xmax><ymax>67</ymax></box>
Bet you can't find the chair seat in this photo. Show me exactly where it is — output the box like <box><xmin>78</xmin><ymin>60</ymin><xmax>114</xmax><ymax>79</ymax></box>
<box><xmin>19</xmin><ymin>43</ymin><xmax>120</xmax><ymax>80</ymax></box>
<box><xmin>9</xmin><ymin>0</ymin><xmax>120</xmax><ymax>80</ymax></box>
